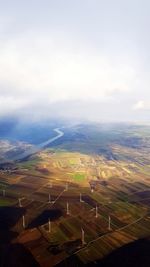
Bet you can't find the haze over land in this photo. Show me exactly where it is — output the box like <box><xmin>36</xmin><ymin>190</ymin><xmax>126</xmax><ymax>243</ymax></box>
<box><xmin>0</xmin><ymin>1</ymin><xmax>150</xmax><ymax>267</ymax></box>
<box><xmin>0</xmin><ymin>0</ymin><xmax>150</xmax><ymax>122</ymax></box>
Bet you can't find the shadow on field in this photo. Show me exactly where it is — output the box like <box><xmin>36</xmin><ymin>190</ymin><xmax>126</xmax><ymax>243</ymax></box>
<box><xmin>91</xmin><ymin>238</ymin><xmax>150</xmax><ymax>267</ymax></box>
<box><xmin>56</xmin><ymin>238</ymin><xmax>150</xmax><ymax>267</ymax></box>
<box><xmin>27</xmin><ymin>209</ymin><xmax>62</xmax><ymax>229</ymax></box>
<box><xmin>0</xmin><ymin>206</ymin><xmax>40</xmax><ymax>267</ymax></box>
<box><xmin>0</xmin><ymin>206</ymin><xmax>26</xmax><ymax>244</ymax></box>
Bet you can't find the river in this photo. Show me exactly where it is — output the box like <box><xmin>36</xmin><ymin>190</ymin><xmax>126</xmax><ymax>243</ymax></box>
<box><xmin>12</xmin><ymin>128</ymin><xmax>64</xmax><ymax>161</ymax></box>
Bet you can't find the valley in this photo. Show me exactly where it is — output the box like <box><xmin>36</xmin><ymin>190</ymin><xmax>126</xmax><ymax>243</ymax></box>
<box><xmin>0</xmin><ymin>123</ymin><xmax>150</xmax><ymax>266</ymax></box>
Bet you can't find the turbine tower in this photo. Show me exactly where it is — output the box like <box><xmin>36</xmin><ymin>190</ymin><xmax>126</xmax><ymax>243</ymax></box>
<box><xmin>48</xmin><ymin>193</ymin><xmax>51</xmax><ymax>203</ymax></box>
<box><xmin>95</xmin><ymin>205</ymin><xmax>98</xmax><ymax>218</ymax></box>
<box><xmin>22</xmin><ymin>215</ymin><xmax>25</xmax><ymax>229</ymax></box>
<box><xmin>48</xmin><ymin>218</ymin><xmax>51</xmax><ymax>233</ymax></box>
<box><xmin>81</xmin><ymin>228</ymin><xmax>86</xmax><ymax>246</ymax></box>
<box><xmin>3</xmin><ymin>189</ymin><xmax>5</xmax><ymax>197</ymax></box>
<box><xmin>91</xmin><ymin>187</ymin><xmax>94</xmax><ymax>193</ymax></box>
<box><xmin>80</xmin><ymin>193</ymin><xmax>84</xmax><ymax>203</ymax></box>
<box><xmin>66</xmin><ymin>202</ymin><xmax>70</xmax><ymax>215</ymax></box>
<box><xmin>108</xmin><ymin>216</ymin><xmax>111</xmax><ymax>231</ymax></box>
<box><xmin>18</xmin><ymin>198</ymin><xmax>22</xmax><ymax>207</ymax></box>
<box><xmin>65</xmin><ymin>183</ymin><xmax>68</xmax><ymax>191</ymax></box>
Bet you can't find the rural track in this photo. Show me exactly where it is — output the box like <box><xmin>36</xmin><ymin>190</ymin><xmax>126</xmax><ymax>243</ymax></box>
<box><xmin>54</xmin><ymin>213</ymin><xmax>149</xmax><ymax>267</ymax></box>
<box><xmin>73</xmin><ymin>212</ymin><xmax>149</xmax><ymax>256</ymax></box>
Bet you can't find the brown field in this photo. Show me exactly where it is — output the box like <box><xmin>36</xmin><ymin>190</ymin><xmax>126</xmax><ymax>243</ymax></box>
<box><xmin>0</xmin><ymin>150</ymin><xmax>150</xmax><ymax>266</ymax></box>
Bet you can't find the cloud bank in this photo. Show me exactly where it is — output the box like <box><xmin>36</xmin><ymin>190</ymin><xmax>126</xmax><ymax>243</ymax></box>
<box><xmin>0</xmin><ymin>0</ymin><xmax>149</xmax><ymax>122</ymax></box>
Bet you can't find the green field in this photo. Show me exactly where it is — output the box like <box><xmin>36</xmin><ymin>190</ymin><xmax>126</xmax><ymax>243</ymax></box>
<box><xmin>73</xmin><ymin>173</ymin><xmax>85</xmax><ymax>182</ymax></box>
<box><xmin>0</xmin><ymin>198</ymin><xmax>12</xmax><ymax>206</ymax></box>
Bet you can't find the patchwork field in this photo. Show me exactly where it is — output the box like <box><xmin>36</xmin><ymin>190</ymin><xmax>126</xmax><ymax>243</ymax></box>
<box><xmin>0</xmin><ymin>146</ymin><xmax>150</xmax><ymax>266</ymax></box>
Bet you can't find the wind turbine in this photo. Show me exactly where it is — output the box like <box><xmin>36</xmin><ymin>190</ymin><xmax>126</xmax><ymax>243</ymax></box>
<box><xmin>108</xmin><ymin>216</ymin><xmax>111</xmax><ymax>231</ymax></box>
<box><xmin>95</xmin><ymin>205</ymin><xmax>98</xmax><ymax>218</ymax></box>
<box><xmin>18</xmin><ymin>198</ymin><xmax>22</xmax><ymax>207</ymax></box>
<box><xmin>81</xmin><ymin>228</ymin><xmax>86</xmax><ymax>246</ymax></box>
<box><xmin>80</xmin><ymin>193</ymin><xmax>84</xmax><ymax>203</ymax></box>
<box><xmin>66</xmin><ymin>202</ymin><xmax>70</xmax><ymax>215</ymax></box>
<box><xmin>2</xmin><ymin>189</ymin><xmax>5</xmax><ymax>197</ymax></box>
<box><xmin>48</xmin><ymin>218</ymin><xmax>51</xmax><ymax>233</ymax></box>
<box><xmin>48</xmin><ymin>193</ymin><xmax>51</xmax><ymax>203</ymax></box>
<box><xmin>22</xmin><ymin>215</ymin><xmax>25</xmax><ymax>229</ymax></box>
<box><xmin>65</xmin><ymin>183</ymin><xmax>68</xmax><ymax>191</ymax></box>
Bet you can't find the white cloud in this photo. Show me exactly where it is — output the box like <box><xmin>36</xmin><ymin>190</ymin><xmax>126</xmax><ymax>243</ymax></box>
<box><xmin>133</xmin><ymin>100</ymin><xmax>144</xmax><ymax>110</ymax></box>
<box><xmin>0</xmin><ymin>0</ymin><xmax>150</xmax><ymax>122</ymax></box>
<box><xmin>0</xmin><ymin>96</ymin><xmax>29</xmax><ymax>115</ymax></box>
<box><xmin>0</xmin><ymin>23</ymin><xmax>148</xmax><ymax>123</ymax></box>
<box><xmin>133</xmin><ymin>100</ymin><xmax>150</xmax><ymax>110</ymax></box>
<box><xmin>0</xmin><ymin>31</ymin><xmax>136</xmax><ymax>108</ymax></box>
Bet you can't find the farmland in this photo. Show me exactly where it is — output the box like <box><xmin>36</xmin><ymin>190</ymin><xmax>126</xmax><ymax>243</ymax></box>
<box><xmin>0</xmin><ymin>123</ymin><xmax>150</xmax><ymax>266</ymax></box>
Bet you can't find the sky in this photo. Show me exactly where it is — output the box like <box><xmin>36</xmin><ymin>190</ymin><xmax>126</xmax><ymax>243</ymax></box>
<box><xmin>0</xmin><ymin>0</ymin><xmax>150</xmax><ymax>122</ymax></box>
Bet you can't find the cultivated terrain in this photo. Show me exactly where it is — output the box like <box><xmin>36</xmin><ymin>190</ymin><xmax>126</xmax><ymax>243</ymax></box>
<box><xmin>0</xmin><ymin>121</ymin><xmax>150</xmax><ymax>266</ymax></box>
